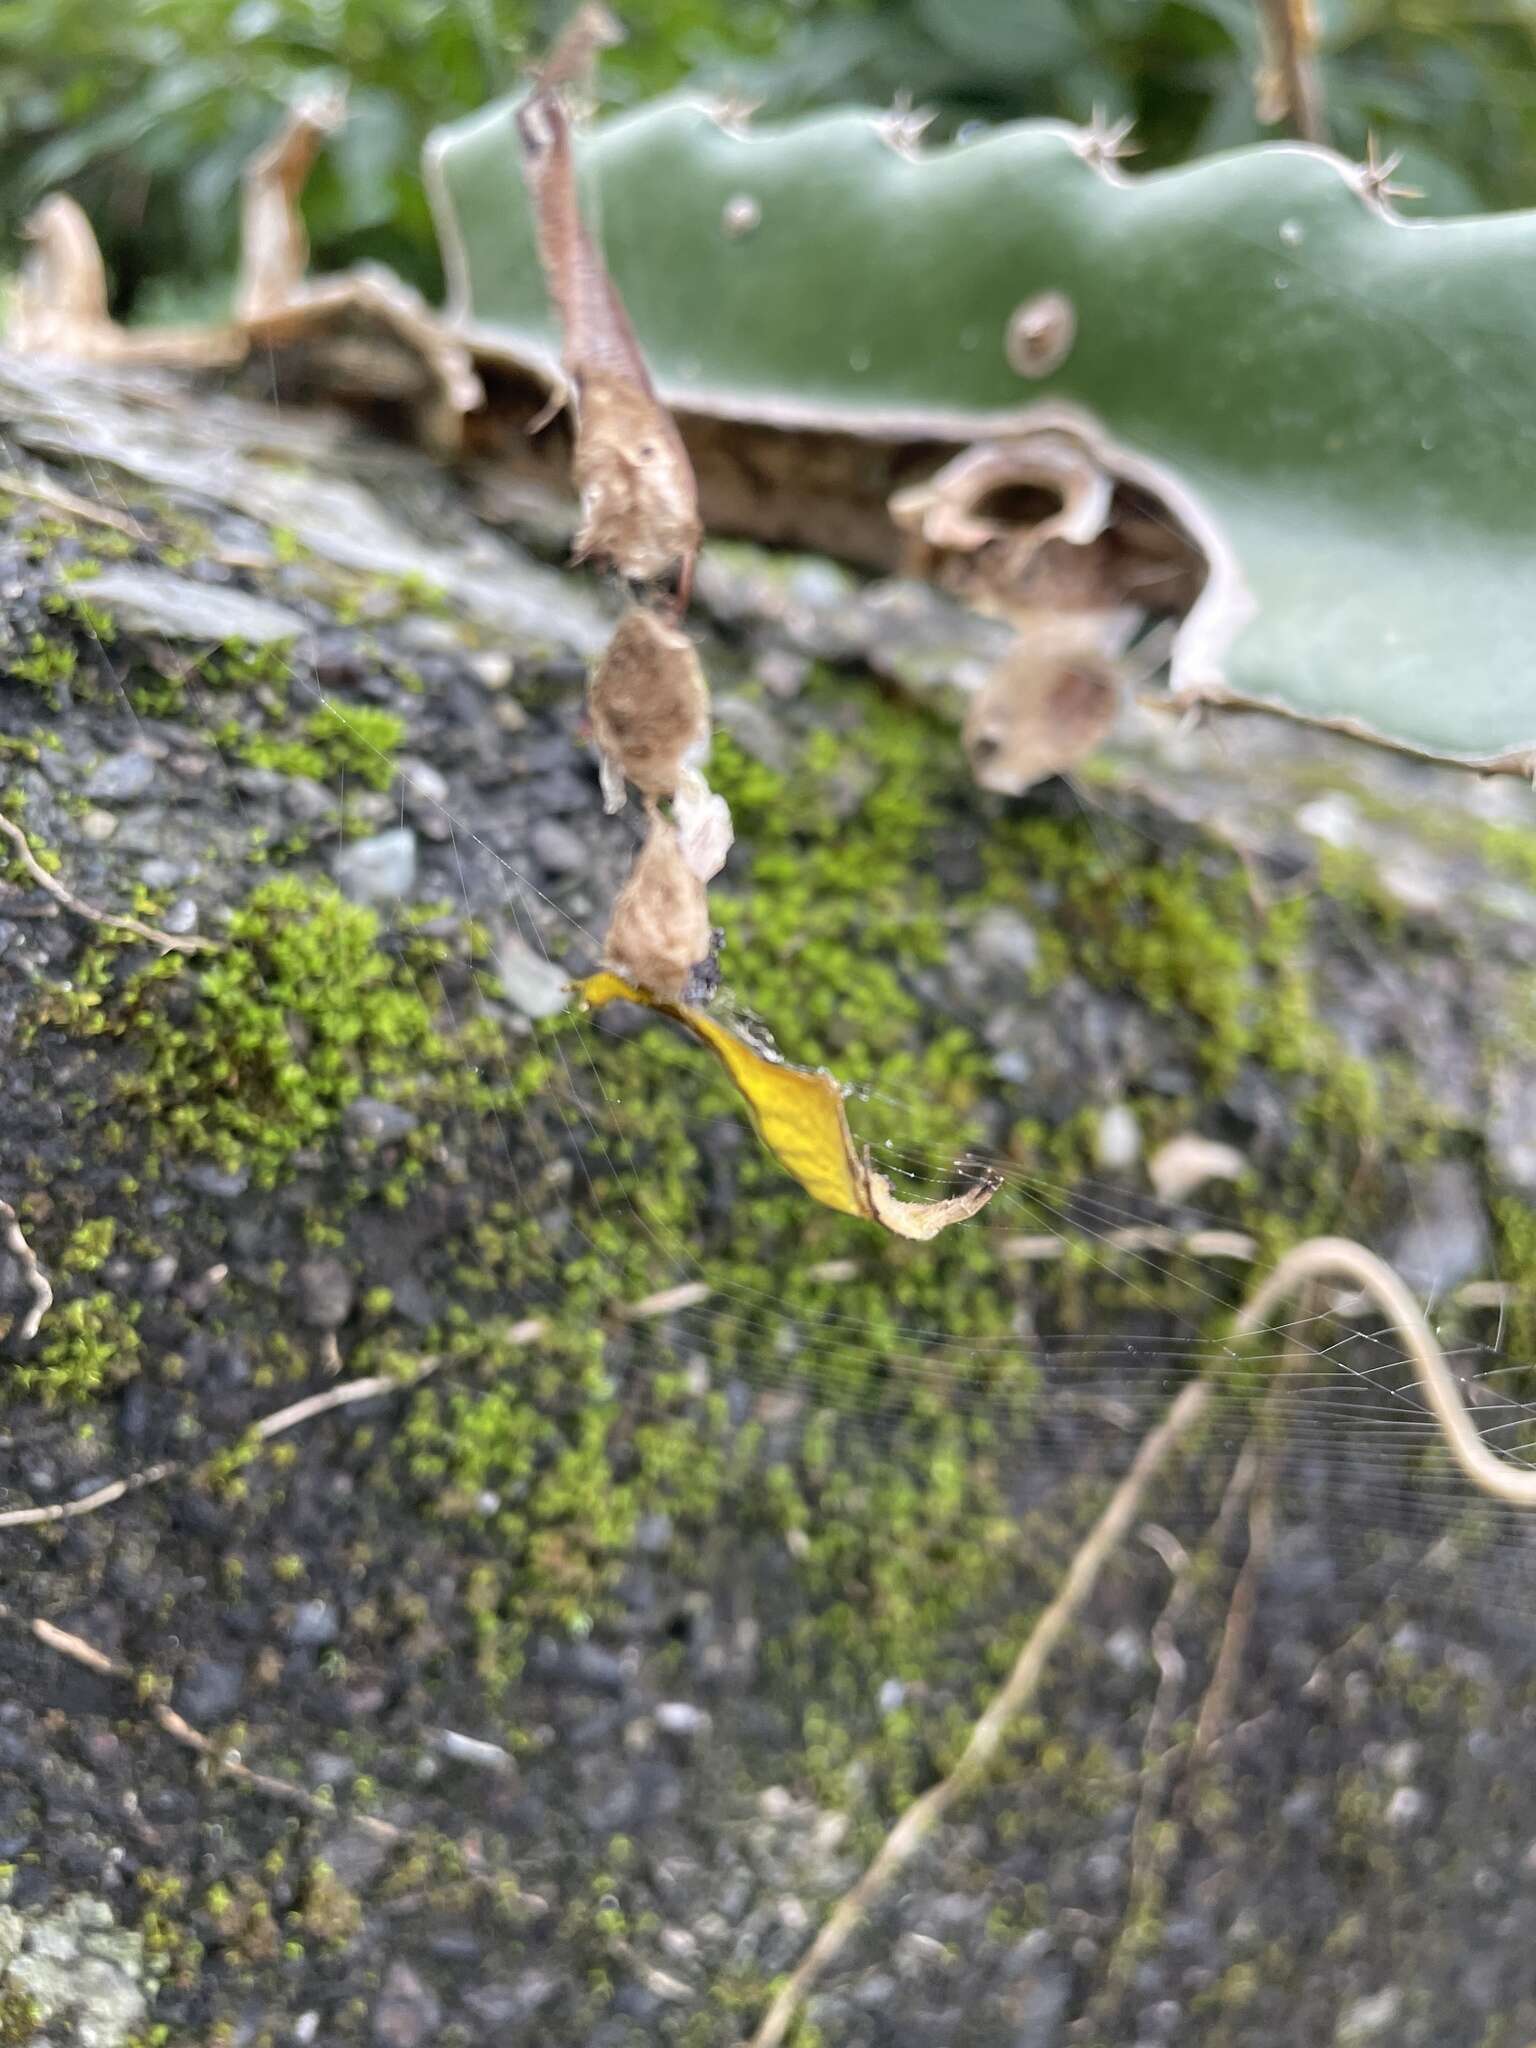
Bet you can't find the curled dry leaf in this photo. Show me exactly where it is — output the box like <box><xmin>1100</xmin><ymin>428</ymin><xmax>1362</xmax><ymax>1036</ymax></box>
<box><xmin>588</xmin><ymin>605</ymin><xmax>711</xmax><ymax>811</ymax></box>
<box><xmin>235</xmin><ymin>89</ymin><xmax>350</xmax><ymax>324</ymax></box>
<box><xmin>12</xmin><ymin>195</ymin><xmax>109</xmax><ymax>346</ymax></box>
<box><xmin>891</xmin><ymin>430</ymin><xmax>1112</xmax><ymax>570</ymax></box>
<box><xmin>1147</xmin><ymin>1133</ymin><xmax>1248</xmax><ymax>1206</ymax></box>
<box><xmin>9</xmin><ymin>104</ymin><xmax>476</xmax><ymax>421</ymax></box>
<box><xmin>602</xmin><ymin>811</ymin><xmax>713</xmax><ymax>1002</ymax></box>
<box><xmin>10</xmin><ymin>195</ymin><xmax>243</xmax><ymax>367</ymax></box>
<box><xmin>964</xmin><ymin>613</ymin><xmax>1126</xmax><ymax>794</ymax></box>
<box><xmin>515</xmin><ymin>86</ymin><xmax>701</xmax><ymax>596</ymax></box>
<box><xmin>576</xmin><ymin>971</ymin><xmax>1000</xmax><ymax>1239</ymax></box>
<box><xmin>235</xmin><ymin>91</ymin><xmax>482</xmax><ymax>440</ymax></box>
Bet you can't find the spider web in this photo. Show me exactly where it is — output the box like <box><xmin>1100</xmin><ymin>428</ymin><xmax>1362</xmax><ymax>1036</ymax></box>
<box><xmin>4</xmin><ymin>396</ymin><xmax>1533</xmax><ymax>1614</ymax></box>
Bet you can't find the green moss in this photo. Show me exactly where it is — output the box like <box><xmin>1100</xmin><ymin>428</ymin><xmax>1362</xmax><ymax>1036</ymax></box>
<box><xmin>95</xmin><ymin>875</ymin><xmax>443</xmax><ymax>1188</ymax></box>
<box><xmin>12</xmin><ymin>1290</ymin><xmax>140</xmax><ymax>1404</ymax></box>
<box><xmin>57</xmin><ymin>1216</ymin><xmax>116</xmax><ymax>1275</ymax></box>
<box><xmin>1477</xmin><ymin>818</ymin><xmax>1536</xmax><ymax>892</ymax></box>
<box><xmin>202</xmin><ymin>1876</ymin><xmax>280</xmax><ymax>1966</ymax></box>
<box><xmin>0</xmin><ymin>1990</ymin><xmax>41</xmax><ymax>2047</ymax></box>
<box><xmin>1494</xmin><ymin>1195</ymin><xmax>1536</xmax><ymax>1369</ymax></box>
<box><xmin>401</xmin><ymin>1319</ymin><xmax>727</xmax><ymax>1679</ymax></box>
<box><xmin>135</xmin><ymin>1869</ymin><xmax>203</xmax><ymax>1989</ymax></box>
<box><xmin>293</xmin><ymin>1861</ymin><xmax>362</xmax><ymax>1947</ymax></box>
<box><xmin>205</xmin><ymin>638</ymin><xmax>297</xmax><ymax>690</ymax></box>
<box><xmin>8</xmin><ymin>631</ymin><xmax>78</xmax><ymax>704</ymax></box>
<box><xmin>232</xmin><ymin>703</ymin><xmax>405</xmax><ymax>792</ymax></box>
<box><xmin>43</xmin><ymin>591</ymin><xmax>117</xmax><ymax>644</ymax></box>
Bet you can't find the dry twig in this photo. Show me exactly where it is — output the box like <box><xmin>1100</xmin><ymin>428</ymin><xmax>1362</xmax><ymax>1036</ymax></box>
<box><xmin>745</xmin><ymin>1377</ymin><xmax>1210</xmax><ymax>2048</ymax></box>
<box><xmin>0</xmin><ymin>811</ymin><xmax>224</xmax><ymax>955</ymax></box>
<box><xmin>0</xmin><ymin>1319</ymin><xmax>548</xmax><ymax>1531</ymax></box>
<box><xmin>0</xmin><ymin>1199</ymin><xmax>53</xmax><ymax>1342</ymax></box>
<box><xmin>0</xmin><ymin>1603</ymin><xmax>401</xmax><ymax>1841</ymax></box>
<box><xmin>747</xmin><ymin>1227</ymin><xmax>1499</xmax><ymax>2044</ymax></box>
<box><xmin>1235</xmin><ymin>1236</ymin><xmax>1536</xmax><ymax>1507</ymax></box>
<box><xmin>0</xmin><ymin>468</ymin><xmax>149</xmax><ymax>540</ymax></box>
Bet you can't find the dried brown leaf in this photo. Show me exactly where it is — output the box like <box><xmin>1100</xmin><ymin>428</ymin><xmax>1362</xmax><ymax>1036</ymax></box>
<box><xmin>12</xmin><ymin>195</ymin><xmax>109</xmax><ymax>342</ymax></box>
<box><xmin>863</xmin><ymin>1164</ymin><xmax>998</xmax><ymax>1241</ymax></box>
<box><xmin>515</xmin><ymin>86</ymin><xmax>700</xmax><ymax>593</ymax></box>
<box><xmin>235</xmin><ymin>90</ymin><xmax>349</xmax><ymax>323</ymax></box>
<box><xmin>537</xmin><ymin>4</ymin><xmax>625</xmax><ymax>96</ymax></box>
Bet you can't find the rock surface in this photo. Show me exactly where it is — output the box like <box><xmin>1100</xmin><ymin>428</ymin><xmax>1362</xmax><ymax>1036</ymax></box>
<box><xmin>2</xmin><ymin>352</ymin><xmax>1536</xmax><ymax>2048</ymax></box>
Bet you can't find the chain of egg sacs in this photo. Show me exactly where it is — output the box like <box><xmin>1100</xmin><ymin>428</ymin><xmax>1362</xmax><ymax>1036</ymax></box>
<box><xmin>510</xmin><ymin>75</ymin><xmax>732</xmax><ymax>1005</ymax></box>
<box><xmin>589</xmin><ymin>603</ymin><xmax>732</xmax><ymax>1002</ymax></box>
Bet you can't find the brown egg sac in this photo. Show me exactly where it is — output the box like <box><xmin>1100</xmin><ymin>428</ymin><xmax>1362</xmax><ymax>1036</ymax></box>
<box><xmin>964</xmin><ymin>616</ymin><xmax>1124</xmax><ymax>794</ymax></box>
<box><xmin>603</xmin><ymin>809</ymin><xmax>713</xmax><ymax>1001</ymax></box>
<box><xmin>572</xmin><ymin>369</ymin><xmax>702</xmax><ymax>589</ymax></box>
<box><xmin>588</xmin><ymin>604</ymin><xmax>712</xmax><ymax>813</ymax></box>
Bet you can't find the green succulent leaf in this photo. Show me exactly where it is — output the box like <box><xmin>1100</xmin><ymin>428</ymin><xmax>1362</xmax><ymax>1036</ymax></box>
<box><xmin>428</xmin><ymin>95</ymin><xmax>1536</xmax><ymax>773</ymax></box>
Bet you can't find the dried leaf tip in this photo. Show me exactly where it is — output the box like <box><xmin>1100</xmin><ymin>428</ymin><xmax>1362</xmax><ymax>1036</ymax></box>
<box><xmin>863</xmin><ymin>1156</ymin><xmax>1000</xmax><ymax>1241</ymax></box>
<box><xmin>536</xmin><ymin>4</ymin><xmax>625</xmax><ymax>97</ymax></box>
<box><xmin>515</xmin><ymin>57</ymin><xmax>700</xmax><ymax>604</ymax></box>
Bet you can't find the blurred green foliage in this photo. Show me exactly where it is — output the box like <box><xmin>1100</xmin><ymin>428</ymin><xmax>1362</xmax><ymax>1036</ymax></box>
<box><xmin>2</xmin><ymin>0</ymin><xmax>1536</xmax><ymax>318</ymax></box>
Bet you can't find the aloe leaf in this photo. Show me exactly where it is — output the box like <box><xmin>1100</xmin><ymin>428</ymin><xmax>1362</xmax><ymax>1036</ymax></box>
<box><xmin>426</xmin><ymin>97</ymin><xmax>1536</xmax><ymax>774</ymax></box>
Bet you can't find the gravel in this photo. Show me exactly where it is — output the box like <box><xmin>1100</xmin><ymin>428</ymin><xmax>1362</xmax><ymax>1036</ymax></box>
<box><xmin>334</xmin><ymin>827</ymin><xmax>419</xmax><ymax>904</ymax></box>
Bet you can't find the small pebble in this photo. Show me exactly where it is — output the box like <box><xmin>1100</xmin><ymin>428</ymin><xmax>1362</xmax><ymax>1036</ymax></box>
<box><xmin>372</xmin><ymin>1960</ymin><xmax>442</xmax><ymax>2048</ymax></box>
<box><xmin>176</xmin><ymin>1657</ymin><xmax>244</xmax><ymax>1724</ymax></box>
<box><xmin>284</xmin><ymin>777</ymin><xmax>336</xmax><ymax>822</ymax></box>
<box><xmin>467</xmin><ymin>650</ymin><xmax>514</xmax><ymax>691</ymax></box>
<box><xmin>1386</xmin><ymin>1786</ymin><xmax>1426</xmax><ymax>1827</ymax></box>
<box><xmin>655</xmin><ymin>1702</ymin><xmax>711</xmax><ymax>1739</ymax></box>
<box><xmin>972</xmin><ymin>906</ymin><xmax>1040</xmax><ymax>977</ymax></box>
<box><xmin>1104</xmin><ymin>1625</ymin><xmax>1145</xmax><ymax>1673</ymax></box>
<box><xmin>1337</xmin><ymin>1988</ymin><xmax>1402</xmax><ymax>2044</ymax></box>
<box><xmin>342</xmin><ymin>1097</ymin><xmax>418</xmax><ymax>1144</ymax></box>
<box><xmin>289</xmin><ymin>1599</ymin><xmax>339</xmax><ymax>1649</ymax></box>
<box><xmin>529</xmin><ymin>819</ymin><xmax>588</xmax><ymax>876</ymax></box>
<box><xmin>1094</xmin><ymin>1102</ymin><xmax>1141</xmax><ymax>1173</ymax></box>
<box><xmin>334</xmin><ymin>827</ymin><xmax>417</xmax><ymax>905</ymax></box>
<box><xmin>396</xmin><ymin>757</ymin><xmax>448</xmax><ymax>807</ymax></box>
<box><xmin>85</xmin><ymin>752</ymin><xmax>154</xmax><ymax>802</ymax></box>
<box><xmin>498</xmin><ymin>932</ymin><xmax>570</xmax><ymax>1019</ymax></box>
<box><xmin>295</xmin><ymin>1257</ymin><xmax>354</xmax><ymax>1331</ymax></box>
<box><xmin>183</xmin><ymin>1163</ymin><xmax>250</xmax><ymax>1199</ymax></box>
<box><xmin>435</xmin><ymin>1728</ymin><xmax>513</xmax><ymax>1772</ymax></box>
